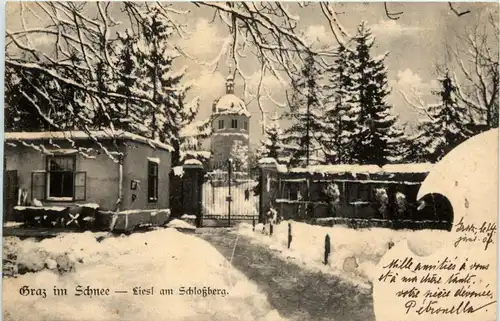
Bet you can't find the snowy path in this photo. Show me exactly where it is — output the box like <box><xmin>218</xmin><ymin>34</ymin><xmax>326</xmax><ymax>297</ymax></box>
<box><xmin>197</xmin><ymin>230</ymin><xmax>375</xmax><ymax>321</ymax></box>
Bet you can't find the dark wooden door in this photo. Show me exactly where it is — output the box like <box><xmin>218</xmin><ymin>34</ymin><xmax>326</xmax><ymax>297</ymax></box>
<box><xmin>3</xmin><ymin>170</ymin><xmax>18</xmax><ymax>222</ymax></box>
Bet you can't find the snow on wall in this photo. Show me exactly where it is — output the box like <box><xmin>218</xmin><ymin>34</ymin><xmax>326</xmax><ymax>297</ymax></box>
<box><xmin>291</xmin><ymin>164</ymin><xmax>382</xmax><ymax>175</ymax></box>
<box><xmin>258</xmin><ymin>158</ymin><xmax>287</xmax><ymax>172</ymax></box>
<box><xmin>14</xmin><ymin>206</ymin><xmax>67</xmax><ymax>212</ymax></box>
<box><xmin>147</xmin><ymin>157</ymin><xmax>161</xmax><ymax>164</ymax></box>
<box><xmin>287</xmin><ymin>163</ymin><xmax>434</xmax><ymax>175</ymax></box>
<box><xmin>180</xmin><ymin>150</ymin><xmax>211</xmax><ymax>161</ymax></box>
<box><xmin>212</xmin><ymin>132</ymin><xmax>249</xmax><ymax>138</ymax></box>
<box><xmin>184</xmin><ymin>159</ymin><xmax>202</xmax><ymax>166</ymax></box>
<box><xmin>381</xmin><ymin>163</ymin><xmax>434</xmax><ymax>173</ymax></box>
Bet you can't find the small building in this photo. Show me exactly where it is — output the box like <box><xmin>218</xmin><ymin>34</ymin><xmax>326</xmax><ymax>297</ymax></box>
<box><xmin>210</xmin><ymin>72</ymin><xmax>251</xmax><ymax>170</ymax></box>
<box><xmin>4</xmin><ymin>131</ymin><xmax>173</xmax><ymax>219</ymax></box>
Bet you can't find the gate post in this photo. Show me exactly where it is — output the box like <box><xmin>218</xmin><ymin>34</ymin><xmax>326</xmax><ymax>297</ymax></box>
<box><xmin>258</xmin><ymin>158</ymin><xmax>281</xmax><ymax>224</ymax></box>
<box><xmin>182</xmin><ymin>160</ymin><xmax>204</xmax><ymax>227</ymax></box>
<box><xmin>227</xmin><ymin>158</ymin><xmax>233</xmax><ymax>226</ymax></box>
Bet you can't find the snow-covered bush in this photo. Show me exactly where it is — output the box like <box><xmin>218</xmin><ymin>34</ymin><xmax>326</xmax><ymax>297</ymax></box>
<box><xmin>324</xmin><ymin>183</ymin><xmax>340</xmax><ymax>204</ymax></box>
<box><xmin>374</xmin><ymin>188</ymin><xmax>389</xmax><ymax>218</ymax></box>
<box><xmin>266</xmin><ymin>207</ymin><xmax>278</xmax><ymax>224</ymax></box>
<box><xmin>395</xmin><ymin>192</ymin><xmax>407</xmax><ymax>217</ymax></box>
<box><xmin>324</xmin><ymin>183</ymin><xmax>340</xmax><ymax>217</ymax></box>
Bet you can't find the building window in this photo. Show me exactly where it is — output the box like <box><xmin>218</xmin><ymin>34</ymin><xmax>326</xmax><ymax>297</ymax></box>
<box><xmin>243</xmin><ymin>121</ymin><xmax>248</xmax><ymax>130</ymax></box>
<box><xmin>231</xmin><ymin>119</ymin><xmax>238</xmax><ymax>129</ymax></box>
<box><xmin>44</xmin><ymin>156</ymin><xmax>86</xmax><ymax>201</ymax></box>
<box><xmin>218</xmin><ymin>119</ymin><xmax>224</xmax><ymax>129</ymax></box>
<box><xmin>148</xmin><ymin>161</ymin><xmax>159</xmax><ymax>202</ymax></box>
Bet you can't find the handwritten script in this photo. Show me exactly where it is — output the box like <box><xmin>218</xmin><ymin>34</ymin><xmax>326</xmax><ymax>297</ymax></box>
<box><xmin>379</xmin><ymin>255</ymin><xmax>495</xmax><ymax>315</ymax></box>
<box><xmin>453</xmin><ymin>217</ymin><xmax>496</xmax><ymax>250</ymax></box>
<box><xmin>373</xmin><ymin>215</ymin><xmax>497</xmax><ymax>321</ymax></box>
<box><xmin>373</xmin><ymin>237</ymin><xmax>496</xmax><ymax>321</ymax></box>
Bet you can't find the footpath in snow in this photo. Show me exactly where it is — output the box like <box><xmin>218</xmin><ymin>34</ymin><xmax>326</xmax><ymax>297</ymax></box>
<box><xmin>3</xmin><ymin>228</ymin><xmax>287</xmax><ymax>321</ymax></box>
<box><xmin>236</xmin><ymin>221</ymin><xmax>453</xmax><ymax>288</ymax></box>
<box><xmin>198</xmin><ymin>230</ymin><xmax>375</xmax><ymax>321</ymax></box>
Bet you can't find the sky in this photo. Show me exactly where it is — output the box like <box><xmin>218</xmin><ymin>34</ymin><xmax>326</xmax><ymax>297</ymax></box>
<box><xmin>5</xmin><ymin>2</ymin><xmax>499</xmax><ymax>150</ymax></box>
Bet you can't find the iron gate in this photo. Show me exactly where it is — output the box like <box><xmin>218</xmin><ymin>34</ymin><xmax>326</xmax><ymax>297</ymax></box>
<box><xmin>201</xmin><ymin>159</ymin><xmax>260</xmax><ymax>227</ymax></box>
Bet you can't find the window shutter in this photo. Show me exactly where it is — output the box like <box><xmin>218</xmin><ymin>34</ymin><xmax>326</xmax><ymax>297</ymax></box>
<box><xmin>74</xmin><ymin>172</ymin><xmax>86</xmax><ymax>201</ymax></box>
<box><xmin>31</xmin><ymin>172</ymin><xmax>46</xmax><ymax>201</ymax></box>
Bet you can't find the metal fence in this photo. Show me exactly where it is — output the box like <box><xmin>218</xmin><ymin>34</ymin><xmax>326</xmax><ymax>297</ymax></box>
<box><xmin>201</xmin><ymin>162</ymin><xmax>260</xmax><ymax>227</ymax></box>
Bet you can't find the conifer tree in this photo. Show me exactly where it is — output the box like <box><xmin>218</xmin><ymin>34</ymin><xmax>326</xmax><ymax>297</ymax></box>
<box><xmin>324</xmin><ymin>44</ymin><xmax>361</xmax><ymax>164</ymax></box>
<box><xmin>258</xmin><ymin>113</ymin><xmax>285</xmax><ymax>161</ymax></box>
<box><xmin>413</xmin><ymin>73</ymin><xmax>473</xmax><ymax>162</ymax></box>
<box><xmin>350</xmin><ymin>22</ymin><xmax>404</xmax><ymax>166</ymax></box>
<box><xmin>112</xmin><ymin>30</ymin><xmax>147</xmax><ymax>134</ymax></box>
<box><xmin>5</xmin><ymin>68</ymin><xmax>54</xmax><ymax>132</ymax></box>
<box><xmin>282</xmin><ymin>54</ymin><xmax>328</xmax><ymax>167</ymax></box>
<box><xmin>133</xmin><ymin>5</ymin><xmax>200</xmax><ymax>166</ymax></box>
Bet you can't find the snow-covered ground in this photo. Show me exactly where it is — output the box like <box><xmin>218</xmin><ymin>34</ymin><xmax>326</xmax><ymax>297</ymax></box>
<box><xmin>203</xmin><ymin>182</ymin><xmax>259</xmax><ymax>216</ymax></box>
<box><xmin>166</xmin><ymin>218</ymin><xmax>196</xmax><ymax>230</ymax></box>
<box><xmin>237</xmin><ymin>221</ymin><xmax>453</xmax><ymax>289</ymax></box>
<box><xmin>3</xmin><ymin>229</ymin><xmax>287</xmax><ymax>321</ymax></box>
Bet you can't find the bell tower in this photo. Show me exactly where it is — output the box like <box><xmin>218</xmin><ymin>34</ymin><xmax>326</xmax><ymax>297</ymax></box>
<box><xmin>210</xmin><ymin>69</ymin><xmax>251</xmax><ymax>171</ymax></box>
<box><xmin>226</xmin><ymin>68</ymin><xmax>234</xmax><ymax>94</ymax></box>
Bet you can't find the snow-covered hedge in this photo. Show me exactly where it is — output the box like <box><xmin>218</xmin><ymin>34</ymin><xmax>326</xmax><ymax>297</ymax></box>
<box><xmin>312</xmin><ymin>217</ymin><xmax>451</xmax><ymax>230</ymax></box>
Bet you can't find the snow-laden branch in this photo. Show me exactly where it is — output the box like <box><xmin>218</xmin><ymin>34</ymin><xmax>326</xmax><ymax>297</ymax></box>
<box><xmin>5</xmin><ymin>1</ymin><xmax>481</xmax><ymax>161</ymax></box>
<box><xmin>441</xmin><ymin>11</ymin><xmax>499</xmax><ymax>127</ymax></box>
<box><xmin>399</xmin><ymin>88</ymin><xmax>435</xmax><ymax>120</ymax></box>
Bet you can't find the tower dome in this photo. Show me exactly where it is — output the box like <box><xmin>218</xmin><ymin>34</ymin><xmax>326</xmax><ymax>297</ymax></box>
<box><xmin>212</xmin><ymin>72</ymin><xmax>250</xmax><ymax>117</ymax></box>
<box><xmin>214</xmin><ymin>94</ymin><xmax>249</xmax><ymax>116</ymax></box>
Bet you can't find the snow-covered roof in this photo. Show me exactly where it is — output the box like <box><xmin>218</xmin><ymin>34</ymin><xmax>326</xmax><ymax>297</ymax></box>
<box><xmin>289</xmin><ymin>163</ymin><xmax>433</xmax><ymax>175</ymax></box>
<box><xmin>213</xmin><ymin>94</ymin><xmax>250</xmax><ymax>117</ymax></box>
<box><xmin>381</xmin><ymin>163</ymin><xmax>434</xmax><ymax>173</ymax></box>
<box><xmin>291</xmin><ymin>164</ymin><xmax>382</xmax><ymax>175</ymax></box>
<box><xmin>258</xmin><ymin>157</ymin><xmax>288</xmax><ymax>173</ymax></box>
<box><xmin>4</xmin><ymin>130</ymin><xmax>174</xmax><ymax>152</ymax></box>
<box><xmin>184</xmin><ymin>159</ymin><xmax>203</xmax><ymax>166</ymax></box>
<box><xmin>259</xmin><ymin>157</ymin><xmax>278</xmax><ymax>165</ymax></box>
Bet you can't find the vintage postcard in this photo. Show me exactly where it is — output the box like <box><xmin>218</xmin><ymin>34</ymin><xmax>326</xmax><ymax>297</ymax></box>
<box><xmin>2</xmin><ymin>2</ymin><xmax>498</xmax><ymax>321</ymax></box>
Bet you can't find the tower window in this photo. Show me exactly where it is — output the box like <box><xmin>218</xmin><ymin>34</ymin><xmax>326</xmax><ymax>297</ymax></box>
<box><xmin>243</xmin><ymin>121</ymin><xmax>248</xmax><ymax>130</ymax></box>
<box><xmin>231</xmin><ymin>119</ymin><xmax>238</xmax><ymax>129</ymax></box>
<box><xmin>218</xmin><ymin>119</ymin><xmax>224</xmax><ymax>129</ymax></box>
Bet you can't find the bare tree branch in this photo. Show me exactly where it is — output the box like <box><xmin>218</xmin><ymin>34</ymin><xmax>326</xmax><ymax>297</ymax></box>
<box><xmin>448</xmin><ymin>2</ymin><xmax>471</xmax><ymax>17</ymax></box>
<box><xmin>384</xmin><ymin>2</ymin><xmax>404</xmax><ymax>20</ymax></box>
